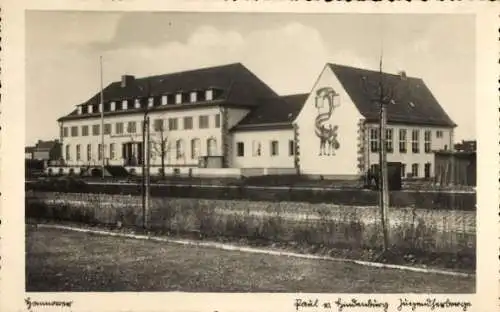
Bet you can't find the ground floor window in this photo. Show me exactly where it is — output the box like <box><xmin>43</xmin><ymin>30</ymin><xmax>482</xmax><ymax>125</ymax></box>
<box><xmin>270</xmin><ymin>140</ymin><xmax>279</xmax><ymax>156</ymax></box>
<box><xmin>412</xmin><ymin>163</ymin><xmax>419</xmax><ymax>177</ymax></box>
<box><xmin>401</xmin><ymin>163</ymin><xmax>406</xmax><ymax>178</ymax></box>
<box><xmin>65</xmin><ymin>145</ymin><xmax>70</xmax><ymax>161</ymax></box>
<box><xmin>207</xmin><ymin>138</ymin><xmax>217</xmax><ymax>156</ymax></box>
<box><xmin>236</xmin><ymin>142</ymin><xmax>244</xmax><ymax>157</ymax></box>
<box><xmin>424</xmin><ymin>162</ymin><xmax>431</xmax><ymax>179</ymax></box>
<box><xmin>76</xmin><ymin>144</ymin><xmax>81</xmax><ymax>161</ymax></box>
<box><xmin>288</xmin><ymin>140</ymin><xmax>295</xmax><ymax>156</ymax></box>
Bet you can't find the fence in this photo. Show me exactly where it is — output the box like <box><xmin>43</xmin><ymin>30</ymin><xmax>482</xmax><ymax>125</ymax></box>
<box><xmin>26</xmin><ymin>191</ymin><xmax>476</xmax><ymax>258</ymax></box>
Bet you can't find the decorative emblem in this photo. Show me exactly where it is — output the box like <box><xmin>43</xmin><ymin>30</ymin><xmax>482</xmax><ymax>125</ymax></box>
<box><xmin>315</xmin><ymin>87</ymin><xmax>340</xmax><ymax>156</ymax></box>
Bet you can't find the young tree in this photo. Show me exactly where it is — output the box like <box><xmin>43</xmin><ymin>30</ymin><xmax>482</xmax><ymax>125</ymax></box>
<box><xmin>150</xmin><ymin>121</ymin><xmax>170</xmax><ymax>179</ymax></box>
<box><xmin>361</xmin><ymin>57</ymin><xmax>403</xmax><ymax>253</ymax></box>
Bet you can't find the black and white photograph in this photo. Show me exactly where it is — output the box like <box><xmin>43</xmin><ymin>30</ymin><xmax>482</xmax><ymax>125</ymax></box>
<box><xmin>22</xmin><ymin>10</ymin><xmax>480</xmax><ymax>294</ymax></box>
<box><xmin>0</xmin><ymin>2</ymin><xmax>497</xmax><ymax>311</ymax></box>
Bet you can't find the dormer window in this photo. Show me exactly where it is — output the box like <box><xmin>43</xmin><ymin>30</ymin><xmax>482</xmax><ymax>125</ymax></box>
<box><xmin>77</xmin><ymin>106</ymin><xmax>82</xmax><ymax>115</ymax></box>
<box><xmin>206</xmin><ymin>89</ymin><xmax>213</xmax><ymax>101</ymax></box>
<box><xmin>122</xmin><ymin>100</ymin><xmax>128</xmax><ymax>110</ymax></box>
<box><xmin>88</xmin><ymin>105</ymin><xmax>93</xmax><ymax>114</ymax></box>
<box><xmin>148</xmin><ymin>97</ymin><xmax>154</xmax><ymax>107</ymax></box>
<box><xmin>190</xmin><ymin>92</ymin><xmax>197</xmax><ymax>103</ymax></box>
<box><xmin>134</xmin><ymin>99</ymin><xmax>140</xmax><ymax>109</ymax></box>
<box><xmin>111</xmin><ymin>101</ymin><xmax>116</xmax><ymax>111</ymax></box>
<box><xmin>161</xmin><ymin>95</ymin><xmax>168</xmax><ymax>105</ymax></box>
<box><xmin>175</xmin><ymin>93</ymin><xmax>182</xmax><ymax>104</ymax></box>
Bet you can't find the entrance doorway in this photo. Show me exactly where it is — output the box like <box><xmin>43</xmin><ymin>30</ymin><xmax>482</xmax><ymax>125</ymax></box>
<box><xmin>122</xmin><ymin>142</ymin><xmax>143</xmax><ymax>166</ymax></box>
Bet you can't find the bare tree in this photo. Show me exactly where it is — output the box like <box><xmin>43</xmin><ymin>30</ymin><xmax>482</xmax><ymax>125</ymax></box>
<box><xmin>150</xmin><ymin>122</ymin><xmax>170</xmax><ymax>178</ymax></box>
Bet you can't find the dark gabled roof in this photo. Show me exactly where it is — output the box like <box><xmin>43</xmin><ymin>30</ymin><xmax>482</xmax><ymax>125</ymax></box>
<box><xmin>231</xmin><ymin>93</ymin><xmax>308</xmax><ymax>131</ymax></box>
<box><xmin>59</xmin><ymin>63</ymin><xmax>278</xmax><ymax>122</ymax></box>
<box><xmin>35</xmin><ymin>140</ymin><xmax>59</xmax><ymax>150</ymax></box>
<box><xmin>328</xmin><ymin>64</ymin><xmax>456</xmax><ymax>127</ymax></box>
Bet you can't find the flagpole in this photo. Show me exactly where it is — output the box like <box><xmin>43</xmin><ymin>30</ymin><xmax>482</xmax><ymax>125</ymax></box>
<box><xmin>100</xmin><ymin>55</ymin><xmax>105</xmax><ymax>179</ymax></box>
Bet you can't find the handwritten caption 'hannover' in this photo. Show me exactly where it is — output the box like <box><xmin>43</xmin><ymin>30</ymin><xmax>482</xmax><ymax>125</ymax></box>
<box><xmin>294</xmin><ymin>298</ymin><xmax>472</xmax><ymax>312</ymax></box>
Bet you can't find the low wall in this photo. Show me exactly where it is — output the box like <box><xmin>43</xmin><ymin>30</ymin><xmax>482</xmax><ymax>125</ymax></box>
<box><xmin>26</xmin><ymin>191</ymin><xmax>475</xmax><ymax>256</ymax></box>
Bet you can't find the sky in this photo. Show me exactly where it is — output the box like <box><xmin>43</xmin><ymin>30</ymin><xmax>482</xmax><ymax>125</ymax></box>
<box><xmin>25</xmin><ymin>11</ymin><xmax>475</xmax><ymax>146</ymax></box>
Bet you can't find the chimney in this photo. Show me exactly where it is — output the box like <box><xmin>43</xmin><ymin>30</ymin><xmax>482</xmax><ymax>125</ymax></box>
<box><xmin>398</xmin><ymin>71</ymin><xmax>407</xmax><ymax>80</ymax></box>
<box><xmin>121</xmin><ymin>75</ymin><xmax>135</xmax><ymax>88</ymax></box>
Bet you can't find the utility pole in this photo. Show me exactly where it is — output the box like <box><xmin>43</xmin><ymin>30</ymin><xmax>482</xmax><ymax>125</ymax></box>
<box><xmin>141</xmin><ymin>81</ymin><xmax>151</xmax><ymax>230</ymax></box>
<box><xmin>100</xmin><ymin>56</ymin><xmax>105</xmax><ymax>179</ymax></box>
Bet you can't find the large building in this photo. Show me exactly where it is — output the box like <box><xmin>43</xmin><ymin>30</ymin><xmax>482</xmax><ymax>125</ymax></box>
<box><xmin>57</xmin><ymin>62</ymin><xmax>456</xmax><ymax>179</ymax></box>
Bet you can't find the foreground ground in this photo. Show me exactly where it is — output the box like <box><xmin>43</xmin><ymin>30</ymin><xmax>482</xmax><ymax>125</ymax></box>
<box><xmin>26</xmin><ymin>225</ymin><xmax>474</xmax><ymax>292</ymax></box>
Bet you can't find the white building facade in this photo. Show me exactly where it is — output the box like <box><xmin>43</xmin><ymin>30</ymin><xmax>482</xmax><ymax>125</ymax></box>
<box><xmin>57</xmin><ymin>62</ymin><xmax>456</xmax><ymax>179</ymax></box>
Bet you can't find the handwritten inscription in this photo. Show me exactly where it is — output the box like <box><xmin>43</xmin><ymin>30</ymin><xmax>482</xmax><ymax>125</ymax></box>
<box><xmin>294</xmin><ymin>297</ymin><xmax>471</xmax><ymax>312</ymax></box>
<box><xmin>397</xmin><ymin>298</ymin><xmax>472</xmax><ymax>312</ymax></box>
<box><xmin>25</xmin><ymin>297</ymin><xmax>73</xmax><ymax>311</ymax></box>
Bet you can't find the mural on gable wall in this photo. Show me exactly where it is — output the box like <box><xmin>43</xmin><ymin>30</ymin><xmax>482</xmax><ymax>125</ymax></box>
<box><xmin>314</xmin><ymin>87</ymin><xmax>340</xmax><ymax>156</ymax></box>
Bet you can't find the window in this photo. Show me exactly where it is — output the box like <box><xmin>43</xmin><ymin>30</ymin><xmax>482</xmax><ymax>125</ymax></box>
<box><xmin>92</xmin><ymin>124</ymin><xmax>100</xmax><ymax>136</ymax></box>
<box><xmin>98</xmin><ymin>144</ymin><xmax>104</xmax><ymax>161</ymax></box>
<box><xmin>270</xmin><ymin>140</ymin><xmax>279</xmax><ymax>156</ymax></box>
<box><xmin>236</xmin><ymin>142</ymin><xmax>244</xmax><ymax>157</ymax></box>
<box><xmin>252</xmin><ymin>141</ymin><xmax>262</xmax><ymax>156</ymax></box>
<box><xmin>190</xmin><ymin>92</ymin><xmax>197</xmax><ymax>103</ymax></box>
<box><xmin>110</xmin><ymin>143</ymin><xmax>115</xmax><ymax>160</ymax></box>
<box><xmin>399</xmin><ymin>129</ymin><xmax>407</xmax><ymax>153</ymax></box>
<box><xmin>87</xmin><ymin>144</ymin><xmax>92</xmax><ymax>161</ymax></box>
<box><xmin>183</xmin><ymin>116</ymin><xmax>193</xmax><ymax>130</ymax></box>
<box><xmin>424</xmin><ymin>163</ymin><xmax>431</xmax><ymax>179</ymax></box>
<box><xmin>385</xmin><ymin>128</ymin><xmax>393</xmax><ymax>153</ymax></box>
<box><xmin>71</xmin><ymin>126</ymin><xmax>78</xmax><ymax>137</ymax></box>
<box><xmin>65</xmin><ymin>145</ymin><xmax>70</xmax><ymax>161</ymax></box>
<box><xmin>199</xmin><ymin>115</ymin><xmax>209</xmax><ymax>129</ymax></box>
<box><xmin>88</xmin><ymin>105</ymin><xmax>93</xmax><ymax>114</ymax></box>
<box><xmin>175</xmin><ymin>93</ymin><xmax>182</xmax><ymax>104</ymax></box>
<box><xmin>134</xmin><ymin>99</ymin><xmax>141</xmax><ymax>109</ymax></box>
<box><xmin>122</xmin><ymin>100</ymin><xmax>128</xmax><ymax>110</ymax></box>
<box><xmin>370</xmin><ymin>128</ymin><xmax>378</xmax><ymax>152</ymax></box>
<box><xmin>76</xmin><ymin>144</ymin><xmax>81</xmax><ymax>161</ymax></box>
<box><xmin>191</xmin><ymin>138</ymin><xmax>200</xmax><ymax>159</ymax></box>
<box><xmin>215</xmin><ymin>114</ymin><xmax>221</xmax><ymax>128</ymax></box>
<box><xmin>168</xmin><ymin>118</ymin><xmax>178</xmax><ymax>131</ymax></box>
<box><xmin>82</xmin><ymin>125</ymin><xmax>89</xmax><ymax>136</ymax></box>
<box><xmin>401</xmin><ymin>163</ymin><xmax>406</xmax><ymax>178</ymax></box>
<box><xmin>63</xmin><ymin>127</ymin><xmax>69</xmax><ymax>137</ymax></box>
<box><xmin>412</xmin><ymin>130</ymin><xmax>420</xmax><ymax>153</ymax></box>
<box><xmin>436</xmin><ymin>130</ymin><xmax>443</xmax><ymax>138</ymax></box>
<box><xmin>77</xmin><ymin>106</ymin><xmax>82</xmax><ymax>114</ymax></box>
<box><xmin>111</xmin><ymin>101</ymin><xmax>116</xmax><ymax>111</ymax></box>
<box><xmin>148</xmin><ymin>97</ymin><xmax>154</xmax><ymax>107</ymax></box>
<box><xmin>127</xmin><ymin>121</ymin><xmax>136</xmax><ymax>134</ymax></box>
<box><xmin>424</xmin><ymin>130</ymin><xmax>432</xmax><ymax>153</ymax></box>
<box><xmin>289</xmin><ymin>140</ymin><xmax>296</xmax><ymax>156</ymax></box>
<box><xmin>175</xmin><ymin>139</ymin><xmax>184</xmax><ymax>159</ymax></box>
<box><xmin>115</xmin><ymin>122</ymin><xmax>124</xmax><ymax>134</ymax></box>
<box><xmin>207</xmin><ymin>138</ymin><xmax>217</xmax><ymax>156</ymax></box>
<box><xmin>154</xmin><ymin>119</ymin><xmax>164</xmax><ymax>132</ymax></box>
<box><xmin>161</xmin><ymin>95</ymin><xmax>168</xmax><ymax>105</ymax></box>
<box><xmin>411</xmin><ymin>163</ymin><xmax>419</xmax><ymax>177</ymax></box>
<box><xmin>206</xmin><ymin>89</ymin><xmax>213</xmax><ymax>101</ymax></box>
<box><xmin>104</xmin><ymin>123</ymin><xmax>111</xmax><ymax>135</ymax></box>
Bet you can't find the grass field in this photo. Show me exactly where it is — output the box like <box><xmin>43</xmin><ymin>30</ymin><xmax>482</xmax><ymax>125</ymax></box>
<box><xmin>26</xmin><ymin>225</ymin><xmax>474</xmax><ymax>293</ymax></box>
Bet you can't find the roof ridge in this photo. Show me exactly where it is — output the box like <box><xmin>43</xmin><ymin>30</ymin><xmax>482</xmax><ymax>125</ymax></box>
<box><xmin>328</xmin><ymin>63</ymin><xmax>423</xmax><ymax>80</ymax></box>
<box><xmin>128</xmin><ymin>62</ymin><xmax>244</xmax><ymax>82</ymax></box>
